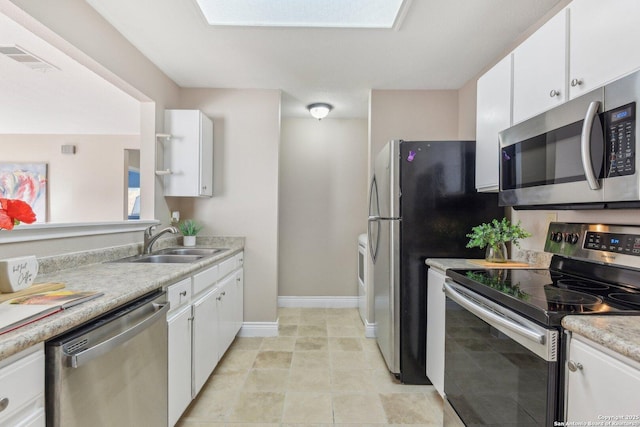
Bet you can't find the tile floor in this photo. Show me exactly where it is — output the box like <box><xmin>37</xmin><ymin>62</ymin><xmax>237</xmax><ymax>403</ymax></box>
<box><xmin>177</xmin><ymin>307</ymin><xmax>450</xmax><ymax>426</ymax></box>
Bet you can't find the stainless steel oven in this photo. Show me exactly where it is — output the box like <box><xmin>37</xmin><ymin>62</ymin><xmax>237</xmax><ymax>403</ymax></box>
<box><xmin>499</xmin><ymin>70</ymin><xmax>640</xmax><ymax>209</ymax></box>
<box><xmin>443</xmin><ymin>222</ymin><xmax>640</xmax><ymax>426</ymax></box>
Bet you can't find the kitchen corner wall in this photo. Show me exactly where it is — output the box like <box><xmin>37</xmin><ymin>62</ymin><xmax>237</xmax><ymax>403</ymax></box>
<box><xmin>279</xmin><ymin>118</ymin><xmax>368</xmax><ymax>298</ymax></box>
<box><xmin>166</xmin><ymin>88</ymin><xmax>281</xmax><ymax>323</ymax></box>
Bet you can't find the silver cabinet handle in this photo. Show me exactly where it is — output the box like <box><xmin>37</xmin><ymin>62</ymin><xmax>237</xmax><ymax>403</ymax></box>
<box><xmin>571</xmin><ymin>78</ymin><xmax>583</xmax><ymax>87</ymax></box>
<box><xmin>67</xmin><ymin>301</ymin><xmax>169</xmax><ymax>368</ymax></box>
<box><xmin>549</xmin><ymin>89</ymin><xmax>560</xmax><ymax>97</ymax></box>
<box><xmin>581</xmin><ymin>101</ymin><xmax>602</xmax><ymax>190</ymax></box>
<box><xmin>0</xmin><ymin>397</ymin><xmax>8</xmax><ymax>413</ymax></box>
<box><xmin>568</xmin><ymin>360</ymin><xmax>583</xmax><ymax>372</ymax></box>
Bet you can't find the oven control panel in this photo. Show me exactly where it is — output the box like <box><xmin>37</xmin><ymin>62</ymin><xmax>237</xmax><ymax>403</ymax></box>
<box><xmin>584</xmin><ymin>231</ymin><xmax>640</xmax><ymax>255</ymax></box>
<box><xmin>545</xmin><ymin>222</ymin><xmax>640</xmax><ymax>268</ymax></box>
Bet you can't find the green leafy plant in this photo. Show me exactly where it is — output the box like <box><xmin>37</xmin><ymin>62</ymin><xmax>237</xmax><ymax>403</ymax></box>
<box><xmin>466</xmin><ymin>218</ymin><xmax>531</xmax><ymax>251</ymax></box>
<box><xmin>178</xmin><ymin>219</ymin><xmax>203</xmax><ymax>236</ymax></box>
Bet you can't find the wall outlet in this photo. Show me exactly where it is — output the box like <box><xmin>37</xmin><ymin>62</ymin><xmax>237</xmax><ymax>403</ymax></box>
<box><xmin>171</xmin><ymin>211</ymin><xmax>180</xmax><ymax>224</ymax></box>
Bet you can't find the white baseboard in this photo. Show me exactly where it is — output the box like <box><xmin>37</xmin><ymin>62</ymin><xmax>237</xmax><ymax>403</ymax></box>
<box><xmin>364</xmin><ymin>320</ymin><xmax>376</xmax><ymax>338</ymax></box>
<box><xmin>278</xmin><ymin>296</ymin><xmax>359</xmax><ymax>308</ymax></box>
<box><xmin>238</xmin><ymin>321</ymin><xmax>279</xmax><ymax>337</ymax></box>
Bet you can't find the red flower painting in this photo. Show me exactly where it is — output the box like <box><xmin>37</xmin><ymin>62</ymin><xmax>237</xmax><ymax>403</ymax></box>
<box><xmin>0</xmin><ymin>198</ymin><xmax>36</xmax><ymax>230</ymax></box>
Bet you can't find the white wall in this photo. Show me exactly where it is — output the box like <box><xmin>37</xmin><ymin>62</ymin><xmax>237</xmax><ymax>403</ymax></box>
<box><xmin>166</xmin><ymin>88</ymin><xmax>281</xmax><ymax>323</ymax></box>
<box><xmin>279</xmin><ymin>118</ymin><xmax>368</xmax><ymax>297</ymax></box>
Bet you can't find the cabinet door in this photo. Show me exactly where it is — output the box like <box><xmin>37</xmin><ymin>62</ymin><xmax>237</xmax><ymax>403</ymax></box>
<box><xmin>566</xmin><ymin>336</ymin><xmax>640</xmax><ymax>421</ymax></box>
<box><xmin>426</xmin><ymin>268</ymin><xmax>446</xmax><ymax>397</ymax></box>
<box><xmin>167</xmin><ymin>305</ymin><xmax>192</xmax><ymax>427</ymax></box>
<box><xmin>233</xmin><ymin>269</ymin><xmax>244</xmax><ymax>336</ymax></box>
<box><xmin>192</xmin><ymin>288</ymin><xmax>220</xmax><ymax>395</ymax></box>
<box><xmin>513</xmin><ymin>10</ymin><xmax>567</xmax><ymax>124</ymax></box>
<box><xmin>476</xmin><ymin>54</ymin><xmax>512</xmax><ymax>192</ymax></box>
<box><xmin>198</xmin><ymin>114</ymin><xmax>213</xmax><ymax>197</ymax></box>
<box><xmin>569</xmin><ymin>0</ymin><xmax>640</xmax><ymax>99</ymax></box>
<box><xmin>217</xmin><ymin>274</ymin><xmax>237</xmax><ymax>355</ymax></box>
<box><xmin>164</xmin><ymin>110</ymin><xmax>213</xmax><ymax>197</ymax></box>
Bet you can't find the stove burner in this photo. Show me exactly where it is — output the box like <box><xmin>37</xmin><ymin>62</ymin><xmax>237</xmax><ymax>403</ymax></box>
<box><xmin>608</xmin><ymin>293</ymin><xmax>640</xmax><ymax>307</ymax></box>
<box><xmin>541</xmin><ymin>286</ymin><xmax>604</xmax><ymax>312</ymax></box>
<box><xmin>556</xmin><ymin>279</ymin><xmax>610</xmax><ymax>291</ymax></box>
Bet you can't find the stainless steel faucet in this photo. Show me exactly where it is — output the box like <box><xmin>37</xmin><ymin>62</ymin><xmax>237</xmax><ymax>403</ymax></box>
<box><xmin>143</xmin><ymin>225</ymin><xmax>179</xmax><ymax>254</ymax></box>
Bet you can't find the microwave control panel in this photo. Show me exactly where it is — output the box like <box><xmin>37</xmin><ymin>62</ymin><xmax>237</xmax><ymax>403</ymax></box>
<box><xmin>606</xmin><ymin>102</ymin><xmax>636</xmax><ymax>177</ymax></box>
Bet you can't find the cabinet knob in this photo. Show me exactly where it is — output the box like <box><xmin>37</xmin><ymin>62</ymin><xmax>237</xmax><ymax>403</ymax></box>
<box><xmin>216</xmin><ymin>296</ymin><xmax>223</xmax><ymax>301</ymax></box>
<box><xmin>180</xmin><ymin>291</ymin><xmax>187</xmax><ymax>297</ymax></box>
<box><xmin>567</xmin><ymin>360</ymin><xmax>583</xmax><ymax>372</ymax></box>
<box><xmin>571</xmin><ymin>78</ymin><xmax>583</xmax><ymax>87</ymax></box>
<box><xmin>0</xmin><ymin>397</ymin><xmax>9</xmax><ymax>412</ymax></box>
<box><xmin>549</xmin><ymin>89</ymin><xmax>560</xmax><ymax>98</ymax></box>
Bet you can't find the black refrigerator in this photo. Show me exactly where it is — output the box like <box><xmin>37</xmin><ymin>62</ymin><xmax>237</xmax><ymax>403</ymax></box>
<box><xmin>367</xmin><ymin>140</ymin><xmax>503</xmax><ymax>384</ymax></box>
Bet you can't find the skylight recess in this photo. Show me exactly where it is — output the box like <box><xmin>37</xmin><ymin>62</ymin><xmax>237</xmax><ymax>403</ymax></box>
<box><xmin>194</xmin><ymin>0</ymin><xmax>408</xmax><ymax>28</ymax></box>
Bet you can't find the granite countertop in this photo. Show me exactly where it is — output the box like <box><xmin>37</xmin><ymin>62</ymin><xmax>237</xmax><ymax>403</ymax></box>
<box><xmin>562</xmin><ymin>315</ymin><xmax>640</xmax><ymax>364</ymax></box>
<box><xmin>426</xmin><ymin>257</ymin><xmax>549</xmax><ymax>272</ymax></box>
<box><xmin>0</xmin><ymin>236</ymin><xmax>244</xmax><ymax>362</ymax></box>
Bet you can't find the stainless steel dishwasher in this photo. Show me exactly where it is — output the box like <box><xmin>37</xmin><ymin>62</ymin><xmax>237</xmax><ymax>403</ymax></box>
<box><xmin>45</xmin><ymin>290</ymin><xmax>169</xmax><ymax>427</ymax></box>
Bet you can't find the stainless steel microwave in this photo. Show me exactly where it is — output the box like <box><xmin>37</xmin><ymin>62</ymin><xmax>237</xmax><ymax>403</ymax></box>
<box><xmin>499</xmin><ymin>70</ymin><xmax>640</xmax><ymax>209</ymax></box>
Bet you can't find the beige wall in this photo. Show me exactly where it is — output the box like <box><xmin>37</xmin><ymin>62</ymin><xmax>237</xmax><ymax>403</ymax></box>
<box><xmin>165</xmin><ymin>88</ymin><xmax>281</xmax><ymax>323</ymax></box>
<box><xmin>2</xmin><ymin>0</ymin><xmax>180</xmax><ymax>255</ymax></box>
<box><xmin>0</xmin><ymin>134</ymin><xmax>138</xmax><ymax>223</ymax></box>
<box><xmin>279</xmin><ymin>118</ymin><xmax>368</xmax><ymax>297</ymax></box>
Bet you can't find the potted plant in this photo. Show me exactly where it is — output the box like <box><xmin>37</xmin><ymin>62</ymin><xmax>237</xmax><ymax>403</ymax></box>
<box><xmin>178</xmin><ymin>219</ymin><xmax>203</xmax><ymax>247</ymax></box>
<box><xmin>466</xmin><ymin>218</ymin><xmax>531</xmax><ymax>263</ymax></box>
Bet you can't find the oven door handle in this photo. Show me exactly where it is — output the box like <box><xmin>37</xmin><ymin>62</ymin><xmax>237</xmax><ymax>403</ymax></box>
<box><xmin>443</xmin><ymin>279</ymin><xmax>546</xmax><ymax>345</ymax></box>
<box><xmin>581</xmin><ymin>100</ymin><xmax>601</xmax><ymax>190</ymax></box>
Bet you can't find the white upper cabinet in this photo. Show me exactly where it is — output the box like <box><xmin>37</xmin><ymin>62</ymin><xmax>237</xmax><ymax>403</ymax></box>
<box><xmin>475</xmin><ymin>54</ymin><xmax>512</xmax><ymax>192</ymax></box>
<box><xmin>569</xmin><ymin>0</ymin><xmax>640</xmax><ymax>99</ymax></box>
<box><xmin>512</xmin><ymin>9</ymin><xmax>568</xmax><ymax>124</ymax></box>
<box><xmin>164</xmin><ymin>109</ymin><xmax>213</xmax><ymax>197</ymax></box>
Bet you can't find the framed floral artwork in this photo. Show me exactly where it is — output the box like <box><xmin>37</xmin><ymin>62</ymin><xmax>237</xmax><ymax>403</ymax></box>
<box><xmin>0</xmin><ymin>163</ymin><xmax>48</xmax><ymax>223</ymax></box>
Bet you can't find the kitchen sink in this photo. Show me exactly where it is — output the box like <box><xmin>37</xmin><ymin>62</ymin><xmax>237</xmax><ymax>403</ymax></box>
<box><xmin>156</xmin><ymin>248</ymin><xmax>224</xmax><ymax>256</ymax></box>
<box><xmin>110</xmin><ymin>247</ymin><xmax>226</xmax><ymax>264</ymax></box>
<box><xmin>129</xmin><ymin>254</ymin><xmax>204</xmax><ymax>263</ymax></box>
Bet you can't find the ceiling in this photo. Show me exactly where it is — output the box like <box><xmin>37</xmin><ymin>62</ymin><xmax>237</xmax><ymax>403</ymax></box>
<box><xmin>85</xmin><ymin>0</ymin><xmax>562</xmax><ymax>119</ymax></box>
<box><xmin>0</xmin><ymin>10</ymin><xmax>140</xmax><ymax>134</ymax></box>
<box><xmin>1</xmin><ymin>0</ymin><xmax>564</xmax><ymax>131</ymax></box>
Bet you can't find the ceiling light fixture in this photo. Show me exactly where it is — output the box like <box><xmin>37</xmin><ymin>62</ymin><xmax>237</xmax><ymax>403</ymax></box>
<box><xmin>307</xmin><ymin>103</ymin><xmax>333</xmax><ymax>120</ymax></box>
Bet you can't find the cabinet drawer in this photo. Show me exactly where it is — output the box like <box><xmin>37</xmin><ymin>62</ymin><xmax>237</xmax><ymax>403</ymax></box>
<box><xmin>167</xmin><ymin>278</ymin><xmax>192</xmax><ymax>312</ymax></box>
<box><xmin>219</xmin><ymin>258</ymin><xmax>236</xmax><ymax>279</ymax></box>
<box><xmin>193</xmin><ymin>265</ymin><xmax>219</xmax><ymax>296</ymax></box>
<box><xmin>0</xmin><ymin>348</ymin><xmax>44</xmax><ymax>423</ymax></box>
<box><xmin>234</xmin><ymin>252</ymin><xmax>244</xmax><ymax>268</ymax></box>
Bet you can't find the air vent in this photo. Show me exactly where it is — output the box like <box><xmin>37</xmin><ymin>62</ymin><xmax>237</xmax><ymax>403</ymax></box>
<box><xmin>64</xmin><ymin>338</ymin><xmax>89</xmax><ymax>354</ymax></box>
<box><xmin>0</xmin><ymin>45</ymin><xmax>58</xmax><ymax>72</ymax></box>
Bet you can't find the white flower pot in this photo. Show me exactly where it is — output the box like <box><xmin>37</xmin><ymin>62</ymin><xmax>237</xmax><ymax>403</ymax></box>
<box><xmin>183</xmin><ymin>236</ymin><xmax>196</xmax><ymax>247</ymax></box>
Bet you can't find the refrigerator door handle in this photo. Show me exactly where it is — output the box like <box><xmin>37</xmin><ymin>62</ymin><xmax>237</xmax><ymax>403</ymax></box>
<box><xmin>367</xmin><ymin>218</ymin><xmax>379</xmax><ymax>262</ymax></box>
<box><xmin>368</xmin><ymin>176</ymin><xmax>380</xmax><ymax>262</ymax></box>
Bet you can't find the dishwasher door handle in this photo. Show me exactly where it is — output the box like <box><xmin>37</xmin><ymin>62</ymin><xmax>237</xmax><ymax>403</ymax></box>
<box><xmin>67</xmin><ymin>301</ymin><xmax>169</xmax><ymax>368</ymax></box>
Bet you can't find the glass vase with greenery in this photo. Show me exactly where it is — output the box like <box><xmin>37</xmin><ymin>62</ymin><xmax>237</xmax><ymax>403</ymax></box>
<box><xmin>466</xmin><ymin>218</ymin><xmax>531</xmax><ymax>262</ymax></box>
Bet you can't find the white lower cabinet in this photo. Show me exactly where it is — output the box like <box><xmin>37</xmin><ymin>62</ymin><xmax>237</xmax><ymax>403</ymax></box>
<box><xmin>566</xmin><ymin>334</ymin><xmax>640</xmax><ymax>422</ymax></box>
<box><xmin>0</xmin><ymin>344</ymin><xmax>45</xmax><ymax>427</ymax></box>
<box><xmin>426</xmin><ymin>267</ymin><xmax>446</xmax><ymax>397</ymax></box>
<box><xmin>192</xmin><ymin>287</ymin><xmax>221</xmax><ymax>395</ymax></box>
<box><xmin>167</xmin><ymin>304</ymin><xmax>193</xmax><ymax>427</ymax></box>
<box><xmin>167</xmin><ymin>252</ymin><xmax>244</xmax><ymax>426</ymax></box>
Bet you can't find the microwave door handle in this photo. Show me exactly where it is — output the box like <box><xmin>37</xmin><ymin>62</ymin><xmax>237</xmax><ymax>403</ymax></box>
<box><xmin>581</xmin><ymin>100</ymin><xmax>602</xmax><ymax>190</ymax></box>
